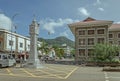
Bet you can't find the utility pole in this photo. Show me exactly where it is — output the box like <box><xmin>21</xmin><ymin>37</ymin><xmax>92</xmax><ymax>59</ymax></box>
<box><xmin>10</xmin><ymin>13</ymin><xmax>19</xmax><ymax>58</ymax></box>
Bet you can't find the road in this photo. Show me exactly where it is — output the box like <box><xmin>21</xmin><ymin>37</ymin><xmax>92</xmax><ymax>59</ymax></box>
<box><xmin>0</xmin><ymin>64</ymin><xmax>120</xmax><ymax>81</ymax></box>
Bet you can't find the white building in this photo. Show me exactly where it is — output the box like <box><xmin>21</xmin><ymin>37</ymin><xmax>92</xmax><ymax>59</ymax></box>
<box><xmin>0</xmin><ymin>29</ymin><xmax>31</xmax><ymax>52</ymax></box>
<box><xmin>61</xmin><ymin>44</ymin><xmax>71</xmax><ymax>57</ymax></box>
<box><xmin>0</xmin><ymin>13</ymin><xmax>41</xmax><ymax>58</ymax></box>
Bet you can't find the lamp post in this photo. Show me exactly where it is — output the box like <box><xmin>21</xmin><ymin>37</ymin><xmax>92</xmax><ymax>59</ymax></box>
<box><xmin>10</xmin><ymin>13</ymin><xmax>19</xmax><ymax>58</ymax></box>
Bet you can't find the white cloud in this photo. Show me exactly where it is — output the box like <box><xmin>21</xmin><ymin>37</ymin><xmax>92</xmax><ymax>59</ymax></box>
<box><xmin>115</xmin><ymin>21</ymin><xmax>120</xmax><ymax>24</ymax></box>
<box><xmin>98</xmin><ymin>7</ymin><xmax>104</xmax><ymax>11</ymax></box>
<box><xmin>59</xmin><ymin>29</ymin><xmax>75</xmax><ymax>41</ymax></box>
<box><xmin>78</xmin><ymin>7</ymin><xmax>90</xmax><ymax>17</ymax></box>
<box><xmin>0</xmin><ymin>13</ymin><xmax>12</xmax><ymax>31</ymax></box>
<box><xmin>59</xmin><ymin>30</ymin><xmax>69</xmax><ymax>38</ymax></box>
<box><xmin>97</xmin><ymin>0</ymin><xmax>101</xmax><ymax>4</ymax></box>
<box><xmin>40</xmin><ymin>18</ymin><xmax>78</xmax><ymax>34</ymax></box>
<box><xmin>94</xmin><ymin>0</ymin><xmax>101</xmax><ymax>6</ymax></box>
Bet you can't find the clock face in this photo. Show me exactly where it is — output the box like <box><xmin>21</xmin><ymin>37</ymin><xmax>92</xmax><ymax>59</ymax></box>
<box><xmin>29</xmin><ymin>25</ymin><xmax>39</xmax><ymax>34</ymax></box>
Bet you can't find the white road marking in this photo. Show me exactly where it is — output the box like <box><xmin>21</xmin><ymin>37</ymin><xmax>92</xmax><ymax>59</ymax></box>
<box><xmin>110</xmin><ymin>76</ymin><xmax>120</xmax><ymax>78</ymax></box>
<box><xmin>105</xmin><ymin>80</ymin><xmax>109</xmax><ymax>81</ymax></box>
<box><xmin>104</xmin><ymin>72</ymin><xmax>109</xmax><ymax>81</ymax></box>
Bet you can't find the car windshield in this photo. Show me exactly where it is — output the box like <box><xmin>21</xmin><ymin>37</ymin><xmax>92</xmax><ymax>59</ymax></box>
<box><xmin>8</xmin><ymin>55</ymin><xmax>14</xmax><ymax>59</ymax></box>
<box><xmin>2</xmin><ymin>55</ymin><xmax>8</xmax><ymax>59</ymax></box>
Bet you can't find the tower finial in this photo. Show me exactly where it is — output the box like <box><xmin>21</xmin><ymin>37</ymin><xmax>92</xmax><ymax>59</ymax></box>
<box><xmin>33</xmin><ymin>14</ymin><xmax>36</xmax><ymax>21</ymax></box>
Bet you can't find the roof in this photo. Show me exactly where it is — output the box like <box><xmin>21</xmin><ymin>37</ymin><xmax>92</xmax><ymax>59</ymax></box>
<box><xmin>68</xmin><ymin>17</ymin><xmax>113</xmax><ymax>26</ymax></box>
<box><xmin>83</xmin><ymin>17</ymin><xmax>96</xmax><ymax>22</ymax></box>
<box><xmin>0</xmin><ymin>29</ymin><xmax>42</xmax><ymax>44</ymax></box>
<box><xmin>109</xmin><ymin>24</ymin><xmax>120</xmax><ymax>31</ymax></box>
<box><xmin>68</xmin><ymin>17</ymin><xmax>113</xmax><ymax>35</ymax></box>
<box><xmin>0</xmin><ymin>29</ymin><xmax>30</xmax><ymax>40</ymax></box>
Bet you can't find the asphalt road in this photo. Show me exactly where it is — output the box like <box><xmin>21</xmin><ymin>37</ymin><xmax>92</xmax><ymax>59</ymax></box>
<box><xmin>0</xmin><ymin>64</ymin><xmax>120</xmax><ymax>81</ymax></box>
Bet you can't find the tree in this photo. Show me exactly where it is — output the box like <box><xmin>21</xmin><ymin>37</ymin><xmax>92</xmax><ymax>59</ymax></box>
<box><xmin>52</xmin><ymin>45</ymin><xmax>64</xmax><ymax>58</ymax></box>
<box><xmin>38</xmin><ymin>40</ymin><xmax>49</xmax><ymax>55</ymax></box>
<box><xmin>70</xmin><ymin>49</ymin><xmax>75</xmax><ymax>58</ymax></box>
<box><xmin>92</xmin><ymin>43</ymin><xmax>119</xmax><ymax>62</ymax></box>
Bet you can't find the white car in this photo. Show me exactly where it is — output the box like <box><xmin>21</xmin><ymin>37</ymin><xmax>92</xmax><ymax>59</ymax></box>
<box><xmin>0</xmin><ymin>54</ymin><xmax>16</xmax><ymax>67</ymax></box>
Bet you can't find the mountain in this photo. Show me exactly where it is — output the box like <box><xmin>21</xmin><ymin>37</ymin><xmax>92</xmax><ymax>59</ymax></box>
<box><xmin>38</xmin><ymin>36</ymin><xmax>75</xmax><ymax>48</ymax></box>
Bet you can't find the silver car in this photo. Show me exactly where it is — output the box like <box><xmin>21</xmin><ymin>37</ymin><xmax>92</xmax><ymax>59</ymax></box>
<box><xmin>0</xmin><ymin>54</ymin><xmax>16</xmax><ymax>67</ymax></box>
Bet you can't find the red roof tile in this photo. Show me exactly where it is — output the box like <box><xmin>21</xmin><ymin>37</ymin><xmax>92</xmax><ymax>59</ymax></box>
<box><xmin>83</xmin><ymin>17</ymin><xmax>96</xmax><ymax>22</ymax></box>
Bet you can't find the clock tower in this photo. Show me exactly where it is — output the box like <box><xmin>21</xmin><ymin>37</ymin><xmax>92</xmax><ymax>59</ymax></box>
<box><xmin>27</xmin><ymin>18</ymin><xmax>42</xmax><ymax>68</ymax></box>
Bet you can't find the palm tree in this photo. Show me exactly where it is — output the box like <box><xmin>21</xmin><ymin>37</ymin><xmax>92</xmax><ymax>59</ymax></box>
<box><xmin>38</xmin><ymin>40</ymin><xmax>49</xmax><ymax>55</ymax></box>
<box><xmin>52</xmin><ymin>45</ymin><xmax>64</xmax><ymax>58</ymax></box>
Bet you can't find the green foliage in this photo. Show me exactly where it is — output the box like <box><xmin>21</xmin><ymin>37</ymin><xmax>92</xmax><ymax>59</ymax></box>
<box><xmin>70</xmin><ymin>49</ymin><xmax>75</xmax><ymax>57</ymax></box>
<box><xmin>38</xmin><ymin>40</ymin><xmax>49</xmax><ymax>54</ymax></box>
<box><xmin>38</xmin><ymin>36</ymin><xmax>75</xmax><ymax>58</ymax></box>
<box><xmin>52</xmin><ymin>45</ymin><xmax>64</xmax><ymax>58</ymax></box>
<box><xmin>92</xmin><ymin>43</ymin><xmax>119</xmax><ymax>62</ymax></box>
<box><xmin>38</xmin><ymin>36</ymin><xmax>75</xmax><ymax>48</ymax></box>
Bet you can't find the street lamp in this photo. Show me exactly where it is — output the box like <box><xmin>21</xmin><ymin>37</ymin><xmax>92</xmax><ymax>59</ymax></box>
<box><xmin>10</xmin><ymin>13</ymin><xmax>19</xmax><ymax>58</ymax></box>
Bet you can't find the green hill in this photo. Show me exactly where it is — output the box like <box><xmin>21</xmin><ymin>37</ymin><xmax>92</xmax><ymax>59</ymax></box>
<box><xmin>38</xmin><ymin>36</ymin><xmax>75</xmax><ymax>48</ymax></box>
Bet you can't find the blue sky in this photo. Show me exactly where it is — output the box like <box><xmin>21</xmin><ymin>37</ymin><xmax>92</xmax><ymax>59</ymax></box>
<box><xmin>0</xmin><ymin>0</ymin><xmax>120</xmax><ymax>41</ymax></box>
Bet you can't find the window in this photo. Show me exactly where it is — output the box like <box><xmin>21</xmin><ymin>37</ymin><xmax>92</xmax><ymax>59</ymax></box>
<box><xmin>9</xmin><ymin>40</ymin><xmax>13</xmax><ymax>46</ymax></box>
<box><xmin>109</xmin><ymin>34</ymin><xmax>113</xmax><ymax>38</ymax></box>
<box><xmin>88</xmin><ymin>49</ymin><xmax>93</xmax><ymax>56</ymax></box>
<box><xmin>28</xmin><ymin>45</ymin><xmax>30</xmax><ymax>49</ymax></box>
<box><xmin>88</xmin><ymin>38</ymin><xmax>94</xmax><ymax>45</ymax></box>
<box><xmin>79</xmin><ymin>39</ymin><xmax>85</xmax><ymax>45</ymax></box>
<box><xmin>97</xmin><ymin>29</ymin><xmax>104</xmax><ymax>34</ymax></box>
<box><xmin>118</xmin><ymin>33</ymin><xmax>120</xmax><ymax>38</ymax></box>
<box><xmin>97</xmin><ymin>38</ymin><xmax>105</xmax><ymax>44</ymax></box>
<box><xmin>79</xmin><ymin>30</ymin><xmax>85</xmax><ymax>35</ymax></box>
<box><xmin>79</xmin><ymin>49</ymin><xmax>85</xmax><ymax>56</ymax></box>
<box><xmin>88</xmin><ymin>30</ymin><xmax>94</xmax><ymax>35</ymax></box>
<box><xmin>20</xmin><ymin>43</ymin><xmax>23</xmax><ymax>48</ymax></box>
<box><xmin>2</xmin><ymin>55</ymin><xmax>7</xmax><ymax>59</ymax></box>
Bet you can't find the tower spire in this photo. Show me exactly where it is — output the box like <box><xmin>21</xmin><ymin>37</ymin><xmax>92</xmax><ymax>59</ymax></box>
<box><xmin>33</xmin><ymin>14</ymin><xmax>36</xmax><ymax>22</ymax></box>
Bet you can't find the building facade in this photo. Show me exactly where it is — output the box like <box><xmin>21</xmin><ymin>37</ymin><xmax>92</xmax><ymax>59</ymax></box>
<box><xmin>0</xmin><ymin>29</ymin><xmax>31</xmax><ymax>53</ymax></box>
<box><xmin>0</xmin><ymin>13</ymin><xmax>41</xmax><ymax>58</ymax></box>
<box><xmin>68</xmin><ymin>17</ymin><xmax>120</xmax><ymax>62</ymax></box>
<box><xmin>108</xmin><ymin>24</ymin><xmax>120</xmax><ymax>45</ymax></box>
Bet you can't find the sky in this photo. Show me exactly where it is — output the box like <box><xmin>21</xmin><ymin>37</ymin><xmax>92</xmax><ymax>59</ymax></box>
<box><xmin>0</xmin><ymin>0</ymin><xmax>120</xmax><ymax>41</ymax></box>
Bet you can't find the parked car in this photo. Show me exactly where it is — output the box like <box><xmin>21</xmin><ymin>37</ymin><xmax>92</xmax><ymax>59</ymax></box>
<box><xmin>0</xmin><ymin>54</ymin><xmax>16</xmax><ymax>67</ymax></box>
